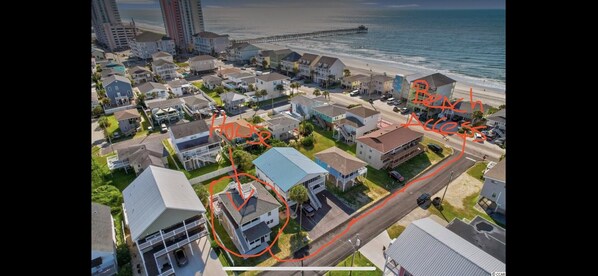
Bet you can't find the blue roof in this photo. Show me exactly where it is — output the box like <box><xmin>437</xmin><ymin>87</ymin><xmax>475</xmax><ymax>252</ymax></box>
<box><xmin>252</xmin><ymin>147</ymin><xmax>327</xmax><ymax>192</ymax></box>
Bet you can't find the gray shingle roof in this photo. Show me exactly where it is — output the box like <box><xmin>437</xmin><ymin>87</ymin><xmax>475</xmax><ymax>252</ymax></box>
<box><xmin>91</xmin><ymin>203</ymin><xmax>114</xmax><ymax>253</ymax></box>
<box><xmin>385</xmin><ymin>217</ymin><xmax>505</xmax><ymax>276</ymax></box>
<box><xmin>316</xmin><ymin>56</ymin><xmax>340</xmax><ymax>67</ymax></box>
<box><xmin>167</xmin><ymin>79</ymin><xmax>189</xmax><ymax>88</ymax></box>
<box><xmin>255</xmin><ymin>72</ymin><xmax>289</xmax><ymax>82</ymax></box>
<box><xmin>314</xmin><ymin>146</ymin><xmax>367</xmax><ymax>175</ymax></box>
<box><xmin>181</xmin><ymin>95</ymin><xmax>209</xmax><ymax>108</ymax></box>
<box><xmin>267</xmin><ymin>113</ymin><xmax>300</xmax><ymax>129</ymax></box>
<box><xmin>484</xmin><ymin>158</ymin><xmax>505</xmax><ymax>182</ymax></box>
<box><xmin>169</xmin><ymin>120</ymin><xmax>211</xmax><ymax>139</ymax></box>
<box><xmin>343</xmin><ymin>74</ymin><xmax>369</xmax><ymax>82</ymax></box>
<box><xmin>123</xmin><ymin>166</ymin><xmax>205</xmax><ymax>241</ymax></box>
<box><xmin>411</xmin><ymin>73</ymin><xmax>457</xmax><ymax>90</ymax></box>
<box><xmin>217</xmin><ymin>181</ymin><xmax>281</xmax><ymax>225</ymax></box>
<box><xmin>221</xmin><ymin>92</ymin><xmax>248</xmax><ymax>102</ymax></box>
<box><xmin>243</xmin><ymin>221</ymin><xmax>271</xmax><ymax>242</ymax></box>
<box><xmin>282</xmin><ymin>52</ymin><xmax>302</xmax><ymax>62</ymax></box>
<box><xmin>114</xmin><ymin>109</ymin><xmax>141</xmax><ymax>121</ymax></box>
<box><xmin>202</xmin><ymin>75</ymin><xmax>222</xmax><ymax>84</ymax></box>
<box><xmin>357</xmin><ymin>124</ymin><xmax>423</xmax><ymax>153</ymax></box>
<box><xmin>152</xmin><ymin>51</ymin><xmax>172</xmax><ymax>58</ymax></box>
<box><xmin>290</xmin><ymin>95</ymin><xmax>327</xmax><ymax>107</ymax></box>
<box><xmin>127</xmin><ymin>66</ymin><xmax>151</xmax><ymax>74</ymax></box>
<box><xmin>152</xmin><ymin>59</ymin><xmax>175</xmax><ymax>67</ymax></box>
<box><xmin>487</xmin><ymin>109</ymin><xmax>506</xmax><ymax>124</ymax></box>
<box><xmin>102</xmin><ymin>75</ymin><xmax>131</xmax><ymax>86</ymax></box>
<box><xmin>137</xmin><ymin>82</ymin><xmax>167</xmax><ymax>94</ymax></box>
<box><xmin>117</xmin><ymin>143</ymin><xmax>166</xmax><ymax>170</ymax></box>
<box><xmin>347</xmin><ymin>106</ymin><xmax>380</xmax><ymax>118</ymax></box>
<box><xmin>298</xmin><ymin>53</ymin><xmax>320</xmax><ymax>65</ymax></box>
<box><xmin>313</xmin><ymin>105</ymin><xmax>348</xmax><ymax>117</ymax></box>
<box><xmin>146</xmin><ymin>98</ymin><xmax>184</xmax><ymax>110</ymax></box>
<box><xmin>189</xmin><ymin>55</ymin><xmax>217</xmax><ymax>62</ymax></box>
<box><xmin>134</xmin><ymin>31</ymin><xmax>169</xmax><ymax>42</ymax></box>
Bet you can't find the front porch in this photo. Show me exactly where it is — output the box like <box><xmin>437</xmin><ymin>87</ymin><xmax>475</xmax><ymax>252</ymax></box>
<box><xmin>329</xmin><ymin>167</ymin><xmax>368</xmax><ymax>192</ymax></box>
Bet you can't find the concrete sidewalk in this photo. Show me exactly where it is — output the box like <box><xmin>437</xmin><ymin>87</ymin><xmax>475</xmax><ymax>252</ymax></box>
<box><xmin>359</xmin><ymin>230</ymin><xmax>392</xmax><ymax>270</ymax></box>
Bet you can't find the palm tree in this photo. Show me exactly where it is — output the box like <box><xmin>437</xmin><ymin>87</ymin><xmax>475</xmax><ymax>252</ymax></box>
<box><xmin>250</xmin><ymin>57</ymin><xmax>257</xmax><ymax>66</ymax></box>
<box><xmin>313</xmin><ymin>88</ymin><xmax>321</xmax><ymax>97</ymax></box>
<box><xmin>276</xmin><ymin>84</ymin><xmax>284</xmax><ymax>95</ymax></box>
<box><xmin>288</xmin><ymin>185</ymin><xmax>309</xmax><ymax>233</ymax></box>
<box><xmin>293</xmin><ymin>67</ymin><xmax>299</xmax><ymax>77</ymax></box>
<box><xmin>322</xmin><ymin>90</ymin><xmax>330</xmax><ymax>100</ymax></box>
<box><xmin>327</xmin><ymin>74</ymin><xmax>335</xmax><ymax>88</ymax></box>
<box><xmin>258</xmin><ymin>89</ymin><xmax>268</xmax><ymax>102</ymax></box>
<box><xmin>343</xmin><ymin>69</ymin><xmax>351</xmax><ymax>77</ymax></box>
<box><xmin>262</xmin><ymin>60</ymin><xmax>269</xmax><ymax>69</ymax></box>
<box><xmin>100</xmin><ymin>97</ymin><xmax>111</xmax><ymax>108</ymax></box>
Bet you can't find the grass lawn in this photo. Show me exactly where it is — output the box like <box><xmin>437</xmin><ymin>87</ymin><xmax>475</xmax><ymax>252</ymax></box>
<box><xmin>467</xmin><ymin>161</ymin><xmax>488</xmax><ymax>181</ymax></box>
<box><xmin>176</xmin><ymin>62</ymin><xmax>189</xmax><ymax>67</ymax></box>
<box><xmin>105</xmin><ymin>115</ymin><xmax>120</xmax><ymax>136</ymax></box>
<box><xmin>325</xmin><ymin>251</ymin><xmax>382</xmax><ymax>276</ymax></box>
<box><xmin>194</xmin><ymin>82</ymin><xmax>222</xmax><ymax>105</ymax></box>
<box><xmin>200</xmin><ymin>176</ymin><xmax>232</xmax><ymax>194</ymax></box>
<box><xmin>296</xmin><ymin>128</ymin><xmax>356</xmax><ymax>160</ymax></box>
<box><xmin>387</xmin><ymin>224</ymin><xmax>406</xmax><ymax>239</ymax></box>
<box><xmin>92</xmin><ymin>146</ymin><xmax>137</xmax><ymax>191</ymax></box>
<box><xmin>427</xmin><ymin>193</ymin><xmax>503</xmax><ymax>227</ymax></box>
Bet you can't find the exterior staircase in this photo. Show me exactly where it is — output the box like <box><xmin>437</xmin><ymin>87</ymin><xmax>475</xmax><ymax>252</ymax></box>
<box><xmin>314</xmin><ymin>115</ymin><xmax>327</xmax><ymax>129</ymax></box>
<box><xmin>337</xmin><ymin>125</ymin><xmax>353</xmax><ymax>143</ymax></box>
<box><xmin>307</xmin><ymin>187</ymin><xmax>322</xmax><ymax>210</ymax></box>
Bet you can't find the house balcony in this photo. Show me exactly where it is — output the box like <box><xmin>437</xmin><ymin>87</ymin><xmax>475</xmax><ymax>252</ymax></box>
<box><xmin>92</xmin><ymin>264</ymin><xmax>117</xmax><ymax>276</ymax></box>
<box><xmin>137</xmin><ymin>216</ymin><xmax>207</xmax><ymax>251</ymax></box>
<box><xmin>107</xmin><ymin>155</ymin><xmax>129</xmax><ymax>170</ymax></box>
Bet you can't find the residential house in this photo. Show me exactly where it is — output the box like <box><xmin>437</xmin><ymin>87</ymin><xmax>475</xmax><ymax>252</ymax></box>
<box><xmin>356</xmin><ymin>124</ymin><xmax>424</xmax><ymax>170</ymax></box>
<box><xmin>123</xmin><ymin>166</ymin><xmax>208</xmax><ymax>276</ymax></box>
<box><xmin>227</xmin><ymin>42</ymin><xmax>261</xmax><ymax>63</ymax></box>
<box><xmin>392</xmin><ymin>74</ymin><xmax>411</xmax><ymax>100</ymax></box>
<box><xmin>169</xmin><ymin>120</ymin><xmax>222</xmax><ymax>171</ymax></box>
<box><xmin>255</xmin><ymin>50</ymin><xmax>273</xmax><ymax>69</ymax></box>
<box><xmin>486</xmin><ymin>109</ymin><xmax>506</xmax><ymax>130</ymax></box>
<box><xmin>193</xmin><ymin>31</ymin><xmax>230</xmax><ymax>56</ymax></box>
<box><xmin>101</xmin><ymin>68</ymin><xmax>125</xmax><ymax>78</ymax></box>
<box><xmin>188</xmin><ymin>55</ymin><xmax>217</xmax><ymax>74</ymax></box>
<box><xmin>383</xmin><ymin>216</ymin><xmax>505</xmax><ymax>276</ymax></box>
<box><xmin>479</xmin><ymin>158</ymin><xmax>506</xmax><ymax>215</ymax></box>
<box><xmin>253</xmin><ymin>147</ymin><xmax>328</xmax><ymax>210</ymax></box>
<box><xmin>91</xmin><ymin>203</ymin><xmax>118</xmax><ymax>276</ymax></box>
<box><xmin>341</xmin><ymin>74</ymin><xmax>369</xmax><ymax>90</ymax></box>
<box><xmin>266</xmin><ymin>113</ymin><xmax>300</xmax><ymax>140</ymax></box>
<box><xmin>359</xmin><ymin>74</ymin><xmax>394</xmax><ymax>95</ymax></box>
<box><xmin>92</xmin><ymin>87</ymin><xmax>99</xmax><ymax>110</ymax></box>
<box><xmin>313</xmin><ymin>56</ymin><xmax>345</xmax><ymax>86</ymax></box>
<box><xmin>217</xmin><ymin>67</ymin><xmax>242</xmax><ymax>79</ymax></box>
<box><xmin>255</xmin><ymin>72</ymin><xmax>289</xmax><ymax>100</ymax></box>
<box><xmin>312</xmin><ymin>104</ymin><xmax>348</xmax><ymax>130</ymax></box>
<box><xmin>239</xmin><ymin>76</ymin><xmax>256</xmax><ymax>92</ymax></box>
<box><xmin>102</xmin><ymin>75</ymin><xmax>134</xmax><ymax>107</ymax></box>
<box><xmin>129</xmin><ymin>31</ymin><xmax>176</xmax><ymax>59</ymax></box>
<box><xmin>181</xmin><ymin>95</ymin><xmax>211</xmax><ymax>117</ymax></box>
<box><xmin>167</xmin><ymin>79</ymin><xmax>191</xmax><ymax>96</ymax></box>
<box><xmin>224</xmin><ymin>72</ymin><xmax>254</xmax><ymax>90</ymax></box>
<box><xmin>406</xmin><ymin>73</ymin><xmax>457</xmax><ymax>116</ymax></box>
<box><xmin>314</xmin><ymin>147</ymin><xmax>367</xmax><ymax>192</ymax></box>
<box><xmin>202</xmin><ymin>75</ymin><xmax>223</xmax><ymax>90</ymax></box>
<box><xmin>297</xmin><ymin>53</ymin><xmax>321</xmax><ymax>80</ymax></box>
<box><xmin>114</xmin><ymin>109</ymin><xmax>141</xmax><ymax>135</ymax></box>
<box><xmin>221</xmin><ymin>92</ymin><xmax>248</xmax><ymax>113</ymax></box>
<box><xmin>127</xmin><ymin>66</ymin><xmax>153</xmax><ymax>85</ymax></box>
<box><xmin>92</xmin><ymin>47</ymin><xmax>106</xmax><ymax>60</ymax></box>
<box><xmin>280</xmin><ymin>52</ymin><xmax>302</xmax><ymax>76</ymax></box>
<box><xmin>216</xmin><ymin>181</ymin><xmax>281</xmax><ymax>255</ymax></box>
<box><xmin>151</xmin><ymin>51</ymin><xmax>174</xmax><ymax>63</ymax></box>
<box><xmin>152</xmin><ymin>59</ymin><xmax>178</xmax><ymax>80</ymax></box>
<box><xmin>212</xmin><ymin>118</ymin><xmax>257</xmax><ymax>146</ymax></box>
<box><xmin>146</xmin><ymin>98</ymin><xmax>185</xmax><ymax>125</ymax></box>
<box><xmin>290</xmin><ymin>95</ymin><xmax>328</xmax><ymax>119</ymax></box>
<box><xmin>137</xmin><ymin>82</ymin><xmax>169</xmax><ymax>100</ymax></box>
<box><xmin>106</xmin><ymin>142</ymin><xmax>169</xmax><ymax>175</ymax></box>
<box><xmin>453</xmin><ymin>101</ymin><xmax>493</xmax><ymax>121</ymax></box>
<box><xmin>256</xmin><ymin>49</ymin><xmax>293</xmax><ymax>70</ymax></box>
<box><xmin>334</xmin><ymin>106</ymin><xmax>380</xmax><ymax>143</ymax></box>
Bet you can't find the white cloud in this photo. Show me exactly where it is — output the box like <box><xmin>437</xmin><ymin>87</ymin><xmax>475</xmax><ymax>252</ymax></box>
<box><xmin>387</xmin><ymin>4</ymin><xmax>419</xmax><ymax>8</ymax></box>
<box><xmin>361</xmin><ymin>2</ymin><xmax>378</xmax><ymax>5</ymax></box>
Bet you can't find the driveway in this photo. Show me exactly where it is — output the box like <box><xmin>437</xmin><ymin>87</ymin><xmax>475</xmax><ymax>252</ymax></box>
<box><xmin>91</xmin><ymin>118</ymin><xmax>105</xmax><ymax>146</ymax></box>
<box><xmin>298</xmin><ymin>190</ymin><xmax>355</xmax><ymax>240</ymax></box>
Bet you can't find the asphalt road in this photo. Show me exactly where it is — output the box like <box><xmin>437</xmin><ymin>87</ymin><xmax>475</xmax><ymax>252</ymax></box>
<box><xmin>260</xmin><ymin>150</ymin><xmax>477</xmax><ymax>276</ymax></box>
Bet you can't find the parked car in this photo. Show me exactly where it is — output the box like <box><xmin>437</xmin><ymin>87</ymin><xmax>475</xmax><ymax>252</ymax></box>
<box><xmin>389</xmin><ymin>170</ymin><xmax>405</xmax><ymax>182</ymax></box>
<box><xmin>400</xmin><ymin>108</ymin><xmax>410</xmax><ymax>115</ymax></box>
<box><xmin>393</xmin><ymin>106</ymin><xmax>400</xmax><ymax>112</ymax></box>
<box><xmin>380</xmin><ymin>94</ymin><xmax>391</xmax><ymax>101</ymax></box>
<box><xmin>474</xmin><ymin>132</ymin><xmax>483</xmax><ymax>140</ymax></box>
<box><xmin>428</xmin><ymin>143</ymin><xmax>443</xmax><ymax>154</ymax></box>
<box><xmin>160</xmin><ymin>123</ymin><xmax>168</xmax><ymax>133</ymax></box>
<box><xmin>349</xmin><ymin>90</ymin><xmax>360</xmax><ymax>97</ymax></box>
<box><xmin>112</xmin><ymin>132</ymin><xmax>121</xmax><ymax>139</ymax></box>
<box><xmin>417</xmin><ymin>193</ymin><xmax>431</xmax><ymax>205</ymax></box>
<box><xmin>386</xmin><ymin>98</ymin><xmax>395</xmax><ymax>104</ymax></box>
<box><xmin>174</xmin><ymin>248</ymin><xmax>188</xmax><ymax>267</ymax></box>
<box><xmin>302</xmin><ymin>204</ymin><xmax>315</xmax><ymax>217</ymax></box>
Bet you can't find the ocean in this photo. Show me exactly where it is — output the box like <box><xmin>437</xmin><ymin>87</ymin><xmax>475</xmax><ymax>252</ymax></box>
<box><xmin>118</xmin><ymin>7</ymin><xmax>505</xmax><ymax>91</ymax></box>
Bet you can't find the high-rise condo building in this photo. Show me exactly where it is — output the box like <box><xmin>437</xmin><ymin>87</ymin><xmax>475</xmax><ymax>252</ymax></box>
<box><xmin>91</xmin><ymin>0</ymin><xmax>138</xmax><ymax>51</ymax></box>
<box><xmin>159</xmin><ymin>0</ymin><xmax>205</xmax><ymax>52</ymax></box>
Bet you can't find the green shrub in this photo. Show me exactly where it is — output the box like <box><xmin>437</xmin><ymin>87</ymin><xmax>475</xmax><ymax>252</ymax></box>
<box><xmin>91</xmin><ymin>185</ymin><xmax>122</xmax><ymax>211</ymax></box>
<box><xmin>301</xmin><ymin>135</ymin><xmax>314</xmax><ymax>147</ymax></box>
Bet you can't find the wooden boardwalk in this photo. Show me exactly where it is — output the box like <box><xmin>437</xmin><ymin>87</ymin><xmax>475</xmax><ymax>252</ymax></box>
<box><xmin>231</xmin><ymin>25</ymin><xmax>368</xmax><ymax>44</ymax></box>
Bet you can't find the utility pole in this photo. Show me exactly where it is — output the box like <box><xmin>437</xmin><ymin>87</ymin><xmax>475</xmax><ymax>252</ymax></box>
<box><xmin>441</xmin><ymin>171</ymin><xmax>454</xmax><ymax>203</ymax></box>
<box><xmin>347</xmin><ymin>233</ymin><xmax>361</xmax><ymax>276</ymax></box>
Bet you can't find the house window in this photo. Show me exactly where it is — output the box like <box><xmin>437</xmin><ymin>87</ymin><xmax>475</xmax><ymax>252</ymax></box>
<box><xmin>492</xmin><ymin>193</ymin><xmax>497</xmax><ymax>198</ymax></box>
<box><xmin>268</xmin><ymin>211</ymin><xmax>272</xmax><ymax>216</ymax></box>
<box><xmin>359</xmin><ymin>151</ymin><xmax>362</xmax><ymax>154</ymax></box>
<box><xmin>368</xmin><ymin>156</ymin><xmax>371</xmax><ymax>159</ymax></box>
<box><xmin>360</xmin><ymin>144</ymin><xmax>363</xmax><ymax>148</ymax></box>
<box><xmin>369</xmin><ymin>149</ymin><xmax>372</xmax><ymax>152</ymax></box>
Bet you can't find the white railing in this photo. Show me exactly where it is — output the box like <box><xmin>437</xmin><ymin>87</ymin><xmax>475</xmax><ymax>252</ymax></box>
<box><xmin>107</xmin><ymin>156</ymin><xmax>129</xmax><ymax>170</ymax></box>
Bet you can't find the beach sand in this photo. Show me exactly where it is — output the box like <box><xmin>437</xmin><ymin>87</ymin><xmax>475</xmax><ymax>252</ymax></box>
<box><xmin>256</xmin><ymin>42</ymin><xmax>506</xmax><ymax>107</ymax></box>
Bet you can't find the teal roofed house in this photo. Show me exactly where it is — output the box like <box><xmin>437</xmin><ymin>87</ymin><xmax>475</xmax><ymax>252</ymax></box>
<box><xmin>253</xmin><ymin>147</ymin><xmax>328</xmax><ymax>210</ymax></box>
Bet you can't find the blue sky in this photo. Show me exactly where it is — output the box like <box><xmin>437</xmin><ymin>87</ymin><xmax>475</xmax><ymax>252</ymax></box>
<box><xmin>116</xmin><ymin>0</ymin><xmax>505</xmax><ymax>10</ymax></box>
